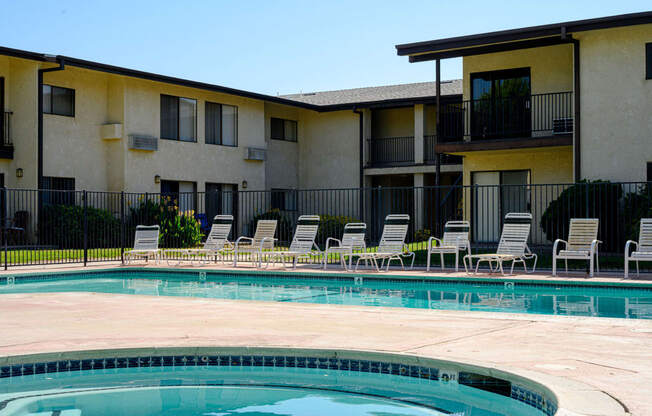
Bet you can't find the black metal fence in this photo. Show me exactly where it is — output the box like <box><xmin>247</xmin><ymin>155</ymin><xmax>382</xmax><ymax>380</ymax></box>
<box><xmin>1</xmin><ymin>181</ymin><xmax>650</xmax><ymax>270</ymax></box>
<box><xmin>367</xmin><ymin>136</ymin><xmax>414</xmax><ymax>167</ymax></box>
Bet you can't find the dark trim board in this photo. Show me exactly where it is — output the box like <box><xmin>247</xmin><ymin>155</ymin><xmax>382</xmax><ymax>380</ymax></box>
<box><xmin>396</xmin><ymin>11</ymin><xmax>652</xmax><ymax>57</ymax></box>
<box><xmin>436</xmin><ymin>135</ymin><xmax>572</xmax><ymax>153</ymax></box>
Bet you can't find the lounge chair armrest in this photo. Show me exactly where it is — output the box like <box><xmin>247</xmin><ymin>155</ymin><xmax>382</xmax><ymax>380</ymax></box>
<box><xmin>325</xmin><ymin>237</ymin><xmax>342</xmax><ymax>250</ymax></box>
<box><xmin>427</xmin><ymin>237</ymin><xmax>442</xmax><ymax>250</ymax></box>
<box><xmin>625</xmin><ymin>240</ymin><xmax>638</xmax><ymax>255</ymax></box>
<box><xmin>590</xmin><ymin>239</ymin><xmax>602</xmax><ymax>253</ymax></box>
<box><xmin>259</xmin><ymin>237</ymin><xmax>277</xmax><ymax>250</ymax></box>
<box><xmin>552</xmin><ymin>239</ymin><xmax>567</xmax><ymax>254</ymax></box>
<box><xmin>235</xmin><ymin>236</ymin><xmax>254</xmax><ymax>246</ymax></box>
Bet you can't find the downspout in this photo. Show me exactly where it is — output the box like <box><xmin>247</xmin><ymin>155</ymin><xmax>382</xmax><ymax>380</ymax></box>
<box><xmin>353</xmin><ymin>108</ymin><xmax>364</xmax><ymax>220</ymax></box>
<box><xmin>571</xmin><ymin>38</ymin><xmax>581</xmax><ymax>181</ymax></box>
<box><xmin>38</xmin><ymin>57</ymin><xmax>65</xmax><ymax>189</ymax></box>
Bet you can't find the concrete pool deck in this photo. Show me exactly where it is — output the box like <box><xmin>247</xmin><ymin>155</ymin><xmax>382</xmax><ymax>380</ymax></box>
<box><xmin>1</xmin><ymin>262</ymin><xmax>651</xmax><ymax>415</ymax></box>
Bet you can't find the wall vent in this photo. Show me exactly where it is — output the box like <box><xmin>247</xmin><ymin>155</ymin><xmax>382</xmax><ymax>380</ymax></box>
<box><xmin>128</xmin><ymin>135</ymin><xmax>158</xmax><ymax>151</ymax></box>
<box><xmin>553</xmin><ymin>118</ymin><xmax>573</xmax><ymax>135</ymax></box>
<box><xmin>246</xmin><ymin>147</ymin><xmax>266</xmax><ymax>161</ymax></box>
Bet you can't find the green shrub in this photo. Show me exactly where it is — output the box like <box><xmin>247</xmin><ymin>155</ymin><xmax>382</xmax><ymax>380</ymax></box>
<box><xmin>414</xmin><ymin>229</ymin><xmax>432</xmax><ymax>242</ymax></box>
<box><xmin>317</xmin><ymin>214</ymin><xmax>359</xmax><ymax>248</ymax></box>
<box><xmin>127</xmin><ymin>196</ymin><xmax>202</xmax><ymax>248</ymax></box>
<box><xmin>540</xmin><ymin>180</ymin><xmax>622</xmax><ymax>251</ymax></box>
<box><xmin>622</xmin><ymin>184</ymin><xmax>652</xmax><ymax>242</ymax></box>
<box><xmin>39</xmin><ymin>204</ymin><xmax>120</xmax><ymax>249</ymax></box>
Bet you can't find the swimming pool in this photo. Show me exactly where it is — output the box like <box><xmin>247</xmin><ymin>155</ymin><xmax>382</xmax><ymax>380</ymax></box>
<box><xmin>1</xmin><ymin>269</ymin><xmax>651</xmax><ymax>319</ymax></box>
<box><xmin>0</xmin><ymin>349</ymin><xmax>555</xmax><ymax>416</ymax></box>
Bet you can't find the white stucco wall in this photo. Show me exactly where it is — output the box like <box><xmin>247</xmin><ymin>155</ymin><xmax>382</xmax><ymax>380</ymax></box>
<box><xmin>577</xmin><ymin>24</ymin><xmax>652</xmax><ymax>182</ymax></box>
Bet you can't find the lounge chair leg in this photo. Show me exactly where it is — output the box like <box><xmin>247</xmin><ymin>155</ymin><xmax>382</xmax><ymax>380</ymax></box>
<box><xmin>589</xmin><ymin>256</ymin><xmax>594</xmax><ymax>278</ymax></box>
<box><xmin>565</xmin><ymin>259</ymin><xmax>568</xmax><ymax>274</ymax></box>
<box><xmin>455</xmin><ymin>251</ymin><xmax>459</xmax><ymax>272</ymax></box>
<box><xmin>426</xmin><ymin>252</ymin><xmax>431</xmax><ymax>272</ymax></box>
<box><xmin>499</xmin><ymin>261</ymin><xmax>505</xmax><ymax>275</ymax></box>
<box><xmin>440</xmin><ymin>253</ymin><xmax>445</xmax><ymax>271</ymax></box>
<box><xmin>636</xmin><ymin>260</ymin><xmax>640</xmax><ymax>277</ymax></box>
<box><xmin>552</xmin><ymin>255</ymin><xmax>556</xmax><ymax>276</ymax></box>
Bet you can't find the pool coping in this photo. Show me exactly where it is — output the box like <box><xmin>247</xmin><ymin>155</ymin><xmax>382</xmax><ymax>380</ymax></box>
<box><xmin>0</xmin><ymin>346</ymin><xmax>621</xmax><ymax>416</ymax></box>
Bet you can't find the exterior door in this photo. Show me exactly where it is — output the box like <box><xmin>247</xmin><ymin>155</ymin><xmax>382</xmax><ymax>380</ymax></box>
<box><xmin>205</xmin><ymin>183</ymin><xmax>237</xmax><ymax>238</ymax></box>
<box><xmin>471</xmin><ymin>68</ymin><xmax>531</xmax><ymax>139</ymax></box>
<box><xmin>472</xmin><ymin>172</ymin><xmax>500</xmax><ymax>242</ymax></box>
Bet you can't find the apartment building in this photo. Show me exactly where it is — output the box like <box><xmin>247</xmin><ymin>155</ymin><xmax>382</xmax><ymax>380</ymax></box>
<box><xmin>0</xmin><ymin>11</ymin><xmax>649</xmax><ymax>239</ymax></box>
<box><xmin>396</xmin><ymin>11</ymin><xmax>652</xmax><ymax>240</ymax></box>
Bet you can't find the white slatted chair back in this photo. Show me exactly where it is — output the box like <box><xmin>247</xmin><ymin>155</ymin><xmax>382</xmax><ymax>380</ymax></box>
<box><xmin>442</xmin><ymin>221</ymin><xmax>470</xmax><ymax>248</ymax></box>
<box><xmin>203</xmin><ymin>215</ymin><xmax>233</xmax><ymax>250</ymax></box>
<box><xmin>496</xmin><ymin>213</ymin><xmax>532</xmax><ymax>256</ymax></box>
<box><xmin>567</xmin><ymin>218</ymin><xmax>599</xmax><ymax>251</ymax></box>
<box><xmin>341</xmin><ymin>223</ymin><xmax>367</xmax><ymax>250</ymax></box>
<box><xmin>289</xmin><ymin>215</ymin><xmax>320</xmax><ymax>253</ymax></box>
<box><xmin>133</xmin><ymin>225</ymin><xmax>160</xmax><ymax>251</ymax></box>
<box><xmin>253</xmin><ymin>220</ymin><xmax>277</xmax><ymax>249</ymax></box>
<box><xmin>637</xmin><ymin>219</ymin><xmax>652</xmax><ymax>252</ymax></box>
<box><xmin>378</xmin><ymin>214</ymin><xmax>410</xmax><ymax>253</ymax></box>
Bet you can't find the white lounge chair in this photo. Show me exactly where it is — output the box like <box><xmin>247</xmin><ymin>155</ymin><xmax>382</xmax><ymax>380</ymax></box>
<box><xmin>324</xmin><ymin>222</ymin><xmax>367</xmax><ymax>270</ymax></box>
<box><xmin>266</xmin><ymin>215</ymin><xmax>322</xmax><ymax>268</ymax></box>
<box><xmin>354</xmin><ymin>214</ymin><xmax>411</xmax><ymax>272</ymax></box>
<box><xmin>124</xmin><ymin>225</ymin><xmax>160</xmax><ymax>264</ymax></box>
<box><xmin>426</xmin><ymin>220</ymin><xmax>471</xmax><ymax>272</ymax></box>
<box><xmin>167</xmin><ymin>215</ymin><xmax>234</xmax><ymax>265</ymax></box>
<box><xmin>463</xmin><ymin>213</ymin><xmax>537</xmax><ymax>275</ymax></box>
<box><xmin>233</xmin><ymin>219</ymin><xmax>277</xmax><ymax>268</ymax></box>
<box><xmin>552</xmin><ymin>218</ymin><xmax>600</xmax><ymax>277</ymax></box>
<box><xmin>624</xmin><ymin>218</ymin><xmax>652</xmax><ymax>278</ymax></box>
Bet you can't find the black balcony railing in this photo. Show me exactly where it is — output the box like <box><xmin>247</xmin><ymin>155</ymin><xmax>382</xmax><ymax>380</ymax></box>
<box><xmin>439</xmin><ymin>91</ymin><xmax>573</xmax><ymax>142</ymax></box>
<box><xmin>2</xmin><ymin>112</ymin><xmax>12</xmax><ymax>146</ymax></box>
<box><xmin>367</xmin><ymin>136</ymin><xmax>414</xmax><ymax>167</ymax></box>
<box><xmin>424</xmin><ymin>135</ymin><xmax>463</xmax><ymax>165</ymax></box>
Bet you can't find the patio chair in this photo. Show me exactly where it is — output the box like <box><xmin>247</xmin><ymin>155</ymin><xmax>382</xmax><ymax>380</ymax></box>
<box><xmin>624</xmin><ymin>218</ymin><xmax>652</xmax><ymax>278</ymax></box>
<box><xmin>552</xmin><ymin>218</ymin><xmax>600</xmax><ymax>277</ymax></box>
<box><xmin>233</xmin><ymin>219</ymin><xmax>277</xmax><ymax>268</ymax></box>
<box><xmin>323</xmin><ymin>222</ymin><xmax>367</xmax><ymax>270</ymax></box>
<box><xmin>266</xmin><ymin>215</ymin><xmax>322</xmax><ymax>269</ymax></box>
<box><xmin>124</xmin><ymin>225</ymin><xmax>161</xmax><ymax>265</ymax></box>
<box><xmin>354</xmin><ymin>214</ymin><xmax>411</xmax><ymax>272</ymax></box>
<box><xmin>166</xmin><ymin>215</ymin><xmax>234</xmax><ymax>265</ymax></box>
<box><xmin>426</xmin><ymin>220</ymin><xmax>471</xmax><ymax>272</ymax></box>
<box><xmin>463</xmin><ymin>213</ymin><xmax>537</xmax><ymax>275</ymax></box>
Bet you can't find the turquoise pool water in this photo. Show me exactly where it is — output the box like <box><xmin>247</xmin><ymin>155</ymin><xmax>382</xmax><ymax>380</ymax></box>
<box><xmin>0</xmin><ymin>363</ymin><xmax>546</xmax><ymax>416</ymax></box>
<box><xmin>2</xmin><ymin>270</ymin><xmax>651</xmax><ymax>319</ymax></box>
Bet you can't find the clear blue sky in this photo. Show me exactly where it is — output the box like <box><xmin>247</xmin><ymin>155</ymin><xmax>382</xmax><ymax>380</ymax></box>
<box><xmin>0</xmin><ymin>1</ymin><xmax>649</xmax><ymax>95</ymax></box>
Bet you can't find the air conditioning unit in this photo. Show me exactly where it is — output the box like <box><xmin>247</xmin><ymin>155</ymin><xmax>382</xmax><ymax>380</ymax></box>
<box><xmin>246</xmin><ymin>147</ymin><xmax>266</xmax><ymax>161</ymax></box>
<box><xmin>553</xmin><ymin>118</ymin><xmax>573</xmax><ymax>135</ymax></box>
<box><xmin>128</xmin><ymin>135</ymin><xmax>158</xmax><ymax>151</ymax></box>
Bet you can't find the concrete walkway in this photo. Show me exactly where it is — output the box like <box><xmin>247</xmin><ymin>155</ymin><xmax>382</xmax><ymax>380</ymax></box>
<box><xmin>1</xmin><ymin>264</ymin><xmax>651</xmax><ymax>415</ymax></box>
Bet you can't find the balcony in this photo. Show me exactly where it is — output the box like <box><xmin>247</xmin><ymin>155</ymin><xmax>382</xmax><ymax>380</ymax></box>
<box><xmin>436</xmin><ymin>91</ymin><xmax>573</xmax><ymax>152</ymax></box>
<box><xmin>424</xmin><ymin>135</ymin><xmax>463</xmax><ymax>165</ymax></box>
<box><xmin>0</xmin><ymin>112</ymin><xmax>14</xmax><ymax>159</ymax></box>
<box><xmin>367</xmin><ymin>136</ymin><xmax>414</xmax><ymax>167</ymax></box>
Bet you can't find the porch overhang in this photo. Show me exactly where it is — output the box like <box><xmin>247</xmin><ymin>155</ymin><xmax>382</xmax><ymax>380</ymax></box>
<box><xmin>437</xmin><ymin>135</ymin><xmax>572</xmax><ymax>154</ymax></box>
<box><xmin>395</xmin><ymin>11</ymin><xmax>652</xmax><ymax>61</ymax></box>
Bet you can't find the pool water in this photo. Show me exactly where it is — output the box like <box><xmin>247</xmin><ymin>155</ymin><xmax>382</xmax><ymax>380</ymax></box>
<box><xmin>0</xmin><ymin>364</ymin><xmax>545</xmax><ymax>416</ymax></box>
<box><xmin>2</xmin><ymin>270</ymin><xmax>651</xmax><ymax>319</ymax></box>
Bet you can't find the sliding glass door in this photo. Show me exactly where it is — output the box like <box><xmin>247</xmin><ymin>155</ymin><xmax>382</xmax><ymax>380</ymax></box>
<box><xmin>471</xmin><ymin>68</ymin><xmax>531</xmax><ymax>139</ymax></box>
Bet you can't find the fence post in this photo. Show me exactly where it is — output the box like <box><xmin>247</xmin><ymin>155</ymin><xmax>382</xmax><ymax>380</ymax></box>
<box><xmin>585</xmin><ymin>181</ymin><xmax>590</xmax><ymax>216</ymax></box>
<box><xmin>120</xmin><ymin>191</ymin><xmax>125</xmax><ymax>264</ymax></box>
<box><xmin>83</xmin><ymin>190</ymin><xmax>88</xmax><ymax>266</ymax></box>
<box><xmin>3</xmin><ymin>187</ymin><xmax>7</xmax><ymax>270</ymax></box>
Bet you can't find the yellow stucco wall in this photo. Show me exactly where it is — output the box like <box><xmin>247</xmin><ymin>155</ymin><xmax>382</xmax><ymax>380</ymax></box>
<box><xmin>371</xmin><ymin>107</ymin><xmax>414</xmax><ymax>138</ymax></box>
<box><xmin>576</xmin><ymin>24</ymin><xmax>652</xmax><ymax>182</ymax></box>
<box><xmin>462</xmin><ymin>44</ymin><xmax>573</xmax><ymax>99</ymax></box>
<box><xmin>461</xmin><ymin>146</ymin><xmax>573</xmax><ymax>187</ymax></box>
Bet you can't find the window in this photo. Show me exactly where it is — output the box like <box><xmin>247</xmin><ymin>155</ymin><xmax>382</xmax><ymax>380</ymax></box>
<box><xmin>160</xmin><ymin>94</ymin><xmax>196</xmax><ymax>141</ymax></box>
<box><xmin>271</xmin><ymin>117</ymin><xmax>298</xmax><ymax>142</ymax></box>
<box><xmin>42</xmin><ymin>85</ymin><xmax>75</xmax><ymax>117</ymax></box>
<box><xmin>161</xmin><ymin>180</ymin><xmax>197</xmax><ymax>212</ymax></box>
<box><xmin>646</xmin><ymin>43</ymin><xmax>652</xmax><ymax>80</ymax></box>
<box><xmin>205</xmin><ymin>102</ymin><xmax>238</xmax><ymax>146</ymax></box>
<box><xmin>271</xmin><ymin>188</ymin><xmax>297</xmax><ymax>211</ymax></box>
<box><xmin>42</xmin><ymin>176</ymin><xmax>75</xmax><ymax>205</ymax></box>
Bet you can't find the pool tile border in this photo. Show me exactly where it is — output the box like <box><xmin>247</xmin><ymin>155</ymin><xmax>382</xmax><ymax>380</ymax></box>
<box><xmin>0</xmin><ymin>353</ymin><xmax>556</xmax><ymax>416</ymax></box>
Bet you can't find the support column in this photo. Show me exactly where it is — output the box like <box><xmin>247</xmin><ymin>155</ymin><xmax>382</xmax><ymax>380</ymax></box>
<box><xmin>414</xmin><ymin>104</ymin><xmax>424</xmax><ymax>164</ymax></box>
<box><xmin>435</xmin><ymin>59</ymin><xmax>442</xmax><ymax>235</ymax></box>
<box><xmin>413</xmin><ymin>173</ymin><xmax>425</xmax><ymax>231</ymax></box>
